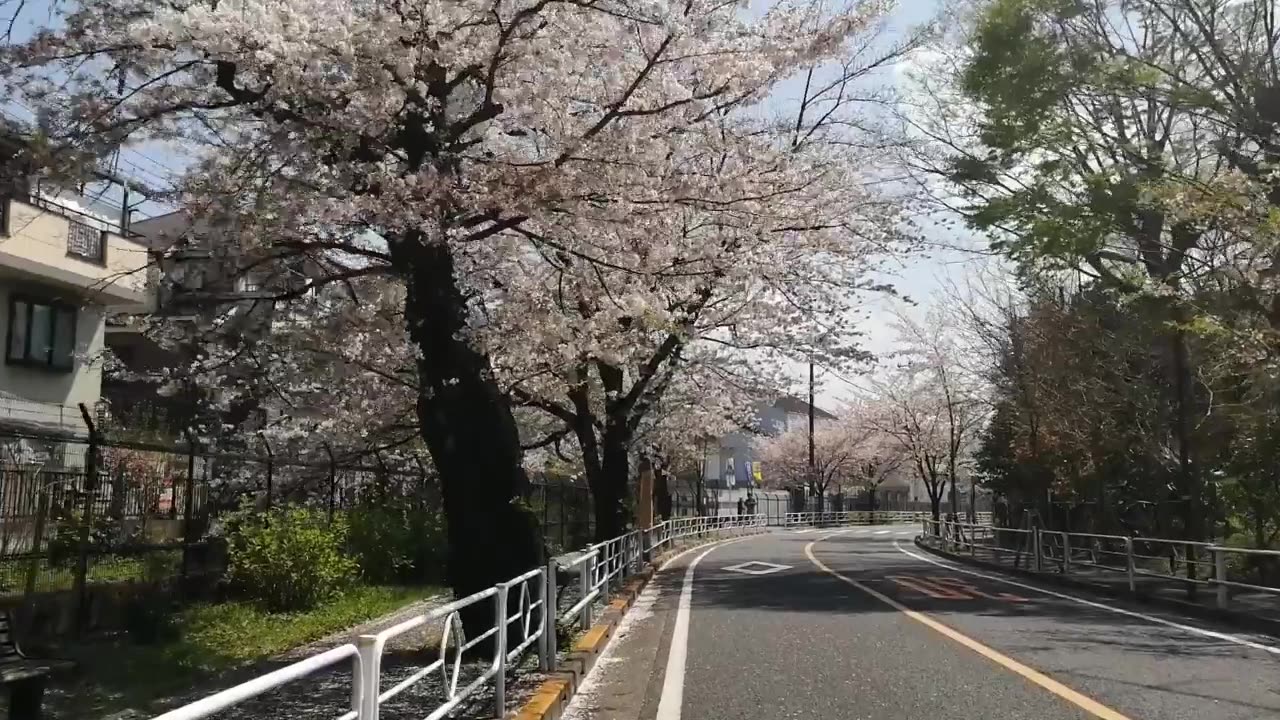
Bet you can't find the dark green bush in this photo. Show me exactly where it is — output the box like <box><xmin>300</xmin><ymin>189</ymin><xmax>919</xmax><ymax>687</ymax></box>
<box><xmin>347</xmin><ymin>504</ymin><xmax>447</xmax><ymax>585</ymax></box>
<box><xmin>226</xmin><ymin>507</ymin><xmax>358</xmax><ymax>611</ymax></box>
<box><xmin>124</xmin><ymin>593</ymin><xmax>181</xmax><ymax>644</ymax></box>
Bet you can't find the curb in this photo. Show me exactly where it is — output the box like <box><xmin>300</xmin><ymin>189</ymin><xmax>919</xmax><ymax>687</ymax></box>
<box><xmin>510</xmin><ymin>532</ymin><xmax>756</xmax><ymax>720</ymax></box>
<box><xmin>912</xmin><ymin>537</ymin><xmax>1280</xmax><ymax>638</ymax></box>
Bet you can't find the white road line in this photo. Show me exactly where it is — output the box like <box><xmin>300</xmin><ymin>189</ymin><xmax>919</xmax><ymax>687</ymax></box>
<box><xmin>873</xmin><ymin>530</ymin><xmax>891</xmax><ymax>535</ymax></box>
<box><xmin>566</xmin><ymin>535</ymin><xmax>752</xmax><ymax>720</ymax></box>
<box><xmin>892</xmin><ymin>541</ymin><xmax>1280</xmax><ymax>657</ymax></box>
<box><xmin>655</xmin><ymin>538</ymin><xmax>749</xmax><ymax>720</ymax></box>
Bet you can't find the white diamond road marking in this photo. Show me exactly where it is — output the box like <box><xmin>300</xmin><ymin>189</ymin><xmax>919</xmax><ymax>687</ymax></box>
<box><xmin>723</xmin><ymin>561</ymin><xmax>793</xmax><ymax>576</ymax></box>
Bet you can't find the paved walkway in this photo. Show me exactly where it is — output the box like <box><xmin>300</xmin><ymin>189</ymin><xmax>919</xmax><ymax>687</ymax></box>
<box><xmin>564</xmin><ymin>524</ymin><xmax>1280</xmax><ymax>720</ymax></box>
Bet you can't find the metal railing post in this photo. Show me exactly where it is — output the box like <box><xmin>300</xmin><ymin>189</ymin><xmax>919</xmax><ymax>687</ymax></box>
<box><xmin>1061</xmin><ymin>533</ymin><xmax>1071</xmax><ymax>575</ymax></box>
<box><xmin>541</xmin><ymin>564</ymin><xmax>556</xmax><ymax>671</ymax></box>
<box><xmin>1125</xmin><ymin>537</ymin><xmax>1136</xmax><ymax>593</ymax></box>
<box><xmin>1033</xmin><ymin>527</ymin><xmax>1042</xmax><ymax>573</ymax></box>
<box><xmin>495</xmin><ymin>585</ymin><xmax>509</xmax><ymax>716</ymax></box>
<box><xmin>970</xmin><ymin>525</ymin><xmax>977</xmax><ymax>557</ymax></box>
<box><xmin>581</xmin><ymin>554</ymin><xmax>594</xmax><ymax>631</ymax></box>
<box><xmin>1213</xmin><ymin>549</ymin><xmax>1228</xmax><ymax>610</ymax></box>
<box><xmin>355</xmin><ymin>634</ymin><xmax>379</xmax><ymax>720</ymax></box>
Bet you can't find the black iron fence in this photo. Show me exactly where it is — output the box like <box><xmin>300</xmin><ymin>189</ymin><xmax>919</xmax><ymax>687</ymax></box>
<box><xmin>525</xmin><ymin>477</ymin><xmax>593</xmax><ymax>553</ymax></box>
<box><xmin>0</xmin><ymin>424</ymin><xmax>438</xmax><ymax>633</ymax></box>
<box><xmin>0</xmin><ymin>422</ymin><xmax>774</xmax><ymax>634</ymax></box>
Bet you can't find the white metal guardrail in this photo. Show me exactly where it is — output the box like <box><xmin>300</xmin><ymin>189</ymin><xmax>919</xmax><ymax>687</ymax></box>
<box><xmin>155</xmin><ymin>515</ymin><xmax>767</xmax><ymax>720</ymax></box>
<box><xmin>922</xmin><ymin>519</ymin><xmax>1280</xmax><ymax>611</ymax></box>
<box><xmin>784</xmin><ymin>510</ymin><xmax>992</xmax><ymax>528</ymax></box>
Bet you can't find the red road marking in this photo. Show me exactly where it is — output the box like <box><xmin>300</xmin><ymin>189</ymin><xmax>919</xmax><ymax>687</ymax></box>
<box><xmin>886</xmin><ymin>575</ymin><xmax>971</xmax><ymax>599</ymax></box>
<box><xmin>886</xmin><ymin>574</ymin><xmax>1028</xmax><ymax>602</ymax></box>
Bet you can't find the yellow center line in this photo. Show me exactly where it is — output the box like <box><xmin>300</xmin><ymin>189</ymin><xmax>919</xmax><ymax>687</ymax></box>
<box><xmin>804</xmin><ymin>532</ymin><xmax>1132</xmax><ymax>720</ymax></box>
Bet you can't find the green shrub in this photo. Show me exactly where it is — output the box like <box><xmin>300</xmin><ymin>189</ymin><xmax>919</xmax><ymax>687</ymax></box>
<box><xmin>347</xmin><ymin>504</ymin><xmax>447</xmax><ymax>585</ymax></box>
<box><xmin>47</xmin><ymin>512</ymin><xmax>121</xmax><ymax>567</ymax></box>
<box><xmin>226</xmin><ymin>508</ymin><xmax>358</xmax><ymax>611</ymax></box>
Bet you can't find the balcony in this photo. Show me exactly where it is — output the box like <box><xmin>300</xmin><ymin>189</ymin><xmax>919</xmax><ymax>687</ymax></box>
<box><xmin>0</xmin><ymin>196</ymin><xmax>151</xmax><ymax>310</ymax></box>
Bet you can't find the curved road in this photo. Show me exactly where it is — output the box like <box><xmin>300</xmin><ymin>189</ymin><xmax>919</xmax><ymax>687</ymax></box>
<box><xmin>563</xmin><ymin>525</ymin><xmax>1280</xmax><ymax>720</ymax></box>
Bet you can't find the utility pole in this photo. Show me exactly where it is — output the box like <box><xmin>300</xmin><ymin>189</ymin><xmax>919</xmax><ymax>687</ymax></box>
<box><xmin>808</xmin><ymin>361</ymin><xmax>815</xmax><ymax>469</ymax></box>
<box><xmin>808</xmin><ymin>360</ymin><xmax>816</xmax><ymax>510</ymax></box>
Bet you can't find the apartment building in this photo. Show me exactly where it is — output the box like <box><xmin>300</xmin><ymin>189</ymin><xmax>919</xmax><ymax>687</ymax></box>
<box><xmin>0</xmin><ymin>185</ymin><xmax>152</xmax><ymax>437</ymax></box>
<box><xmin>104</xmin><ymin>211</ymin><xmax>318</xmax><ymax>435</ymax></box>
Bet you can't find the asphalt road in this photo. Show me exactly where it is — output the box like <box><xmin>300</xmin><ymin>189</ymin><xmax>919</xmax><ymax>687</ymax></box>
<box><xmin>562</xmin><ymin>524</ymin><xmax>1280</xmax><ymax>720</ymax></box>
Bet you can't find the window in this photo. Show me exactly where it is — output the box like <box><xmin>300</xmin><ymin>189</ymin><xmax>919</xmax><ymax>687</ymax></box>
<box><xmin>67</xmin><ymin>220</ymin><xmax>105</xmax><ymax>262</ymax></box>
<box><xmin>6</xmin><ymin>297</ymin><xmax>77</xmax><ymax>371</ymax></box>
<box><xmin>235</xmin><ymin>274</ymin><xmax>261</xmax><ymax>294</ymax></box>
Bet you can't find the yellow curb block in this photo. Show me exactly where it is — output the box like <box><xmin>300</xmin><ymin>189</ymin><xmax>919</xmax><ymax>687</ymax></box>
<box><xmin>573</xmin><ymin>624</ymin><xmax>610</xmax><ymax>654</ymax></box>
<box><xmin>513</xmin><ymin>678</ymin><xmax>570</xmax><ymax>720</ymax></box>
<box><xmin>608</xmin><ymin>597</ymin><xmax>629</xmax><ymax>611</ymax></box>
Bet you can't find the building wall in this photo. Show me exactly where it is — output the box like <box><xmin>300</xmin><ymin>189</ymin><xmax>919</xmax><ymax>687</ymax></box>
<box><xmin>0</xmin><ymin>278</ymin><xmax>106</xmax><ymax>433</ymax></box>
<box><xmin>5</xmin><ymin>197</ymin><xmax>150</xmax><ymax>307</ymax></box>
<box><xmin>703</xmin><ymin>404</ymin><xmax>827</xmax><ymax>489</ymax></box>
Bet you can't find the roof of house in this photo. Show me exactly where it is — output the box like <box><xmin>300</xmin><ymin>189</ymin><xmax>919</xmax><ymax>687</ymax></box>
<box><xmin>772</xmin><ymin>395</ymin><xmax>837</xmax><ymax>420</ymax></box>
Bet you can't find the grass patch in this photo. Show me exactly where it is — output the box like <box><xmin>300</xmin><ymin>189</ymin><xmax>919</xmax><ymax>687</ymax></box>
<box><xmin>181</xmin><ymin>585</ymin><xmax>434</xmax><ymax>663</ymax></box>
<box><xmin>47</xmin><ymin>584</ymin><xmax>441</xmax><ymax>720</ymax></box>
<box><xmin>0</xmin><ymin>550</ymin><xmax>183</xmax><ymax>597</ymax></box>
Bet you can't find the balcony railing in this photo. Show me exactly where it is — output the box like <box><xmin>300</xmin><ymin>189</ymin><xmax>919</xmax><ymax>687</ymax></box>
<box><xmin>66</xmin><ymin>220</ymin><xmax>105</xmax><ymax>263</ymax></box>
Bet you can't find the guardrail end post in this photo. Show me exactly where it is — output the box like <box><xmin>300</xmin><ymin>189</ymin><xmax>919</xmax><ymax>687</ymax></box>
<box><xmin>355</xmin><ymin>634</ymin><xmax>380</xmax><ymax>720</ymax></box>
<box><xmin>1213</xmin><ymin>548</ymin><xmax>1228</xmax><ymax>610</ymax></box>
<box><xmin>1125</xmin><ymin>537</ymin><xmax>1136</xmax><ymax>593</ymax></box>
<box><xmin>582</xmin><ymin>554</ymin><xmax>595</xmax><ymax>632</ymax></box>
<box><xmin>495</xmin><ymin>584</ymin><xmax>509</xmax><ymax>717</ymax></box>
<box><xmin>542</xmin><ymin>563</ymin><xmax>556</xmax><ymax>671</ymax></box>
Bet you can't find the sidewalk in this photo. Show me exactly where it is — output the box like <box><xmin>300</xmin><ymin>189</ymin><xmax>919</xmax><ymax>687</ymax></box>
<box><xmin>918</xmin><ymin>535</ymin><xmax>1280</xmax><ymax>631</ymax></box>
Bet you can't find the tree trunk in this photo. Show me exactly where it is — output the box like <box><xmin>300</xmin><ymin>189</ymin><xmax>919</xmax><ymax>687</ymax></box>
<box><xmin>948</xmin><ymin>466</ymin><xmax>959</xmax><ymax>519</ymax></box>
<box><xmin>1171</xmin><ymin>318</ymin><xmax>1202</xmax><ymax>542</ymax></box>
<box><xmin>929</xmin><ymin>494</ymin><xmax>942</xmax><ymax>525</ymax></box>
<box><xmin>591</xmin><ymin>428</ymin><xmax>630</xmax><ymax>541</ymax></box>
<box><xmin>654</xmin><ymin>464</ymin><xmax>673</xmax><ymax>520</ymax></box>
<box><xmin>397</xmin><ymin>238</ymin><xmax>543</xmax><ymax>644</ymax></box>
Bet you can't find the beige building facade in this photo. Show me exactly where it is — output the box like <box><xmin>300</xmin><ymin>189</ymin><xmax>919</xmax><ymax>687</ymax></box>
<box><xmin>0</xmin><ymin>193</ymin><xmax>151</xmax><ymax>436</ymax></box>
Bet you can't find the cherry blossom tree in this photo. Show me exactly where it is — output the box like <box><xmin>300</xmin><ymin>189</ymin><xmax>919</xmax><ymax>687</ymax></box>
<box><xmin>0</xmin><ymin>0</ymin><xmax>921</xmax><ymax>619</ymax></box>
<box><xmin>870</xmin><ymin>371</ymin><xmax>951</xmax><ymax>523</ymax></box>
<box><xmin>891</xmin><ymin>304</ymin><xmax>988</xmax><ymax>521</ymax></box>
<box><xmin>490</xmin><ymin>128</ymin><xmax>905</xmax><ymax>536</ymax></box>
<box><xmin>483</xmin><ymin>30</ymin><xmax>924</xmax><ymax>538</ymax></box>
<box><xmin>845</xmin><ymin>407</ymin><xmax>906</xmax><ymax>513</ymax></box>
<box><xmin>757</xmin><ymin>412</ymin><xmax>867</xmax><ymax>509</ymax></box>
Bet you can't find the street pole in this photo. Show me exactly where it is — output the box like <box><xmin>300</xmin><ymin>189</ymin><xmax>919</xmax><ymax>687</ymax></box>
<box><xmin>808</xmin><ymin>360</ymin><xmax>816</xmax><ymax>510</ymax></box>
